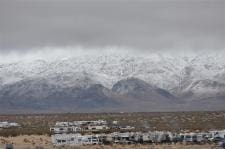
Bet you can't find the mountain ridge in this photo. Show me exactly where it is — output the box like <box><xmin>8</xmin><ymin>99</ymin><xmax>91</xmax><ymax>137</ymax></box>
<box><xmin>0</xmin><ymin>53</ymin><xmax>225</xmax><ymax>112</ymax></box>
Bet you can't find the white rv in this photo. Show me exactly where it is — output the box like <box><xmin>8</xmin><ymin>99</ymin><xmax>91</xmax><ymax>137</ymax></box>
<box><xmin>52</xmin><ymin>134</ymin><xmax>102</xmax><ymax>146</ymax></box>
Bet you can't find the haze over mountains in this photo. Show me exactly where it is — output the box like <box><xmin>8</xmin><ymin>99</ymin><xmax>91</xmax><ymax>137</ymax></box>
<box><xmin>0</xmin><ymin>51</ymin><xmax>224</xmax><ymax>113</ymax></box>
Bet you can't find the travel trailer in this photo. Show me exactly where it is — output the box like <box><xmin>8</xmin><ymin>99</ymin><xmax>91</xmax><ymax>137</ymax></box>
<box><xmin>52</xmin><ymin>134</ymin><xmax>102</xmax><ymax>146</ymax></box>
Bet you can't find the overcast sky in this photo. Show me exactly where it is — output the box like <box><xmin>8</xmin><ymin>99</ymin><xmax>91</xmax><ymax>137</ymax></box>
<box><xmin>0</xmin><ymin>0</ymin><xmax>225</xmax><ymax>54</ymax></box>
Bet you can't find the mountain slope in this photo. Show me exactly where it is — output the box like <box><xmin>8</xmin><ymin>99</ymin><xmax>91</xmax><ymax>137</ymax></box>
<box><xmin>112</xmin><ymin>78</ymin><xmax>176</xmax><ymax>102</ymax></box>
<box><xmin>173</xmin><ymin>79</ymin><xmax>225</xmax><ymax>100</ymax></box>
<box><xmin>0</xmin><ymin>53</ymin><xmax>225</xmax><ymax>112</ymax></box>
<box><xmin>0</xmin><ymin>77</ymin><xmax>178</xmax><ymax>112</ymax></box>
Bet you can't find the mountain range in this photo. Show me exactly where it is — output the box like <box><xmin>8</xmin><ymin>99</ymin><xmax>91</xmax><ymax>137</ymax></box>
<box><xmin>0</xmin><ymin>53</ymin><xmax>225</xmax><ymax>113</ymax></box>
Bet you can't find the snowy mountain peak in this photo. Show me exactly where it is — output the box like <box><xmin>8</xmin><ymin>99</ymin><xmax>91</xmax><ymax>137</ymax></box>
<box><xmin>0</xmin><ymin>53</ymin><xmax>225</xmax><ymax>90</ymax></box>
<box><xmin>0</xmin><ymin>52</ymin><xmax>225</xmax><ymax>112</ymax></box>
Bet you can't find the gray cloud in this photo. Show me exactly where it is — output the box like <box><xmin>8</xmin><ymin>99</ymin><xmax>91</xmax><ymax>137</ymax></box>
<box><xmin>0</xmin><ymin>0</ymin><xmax>225</xmax><ymax>53</ymax></box>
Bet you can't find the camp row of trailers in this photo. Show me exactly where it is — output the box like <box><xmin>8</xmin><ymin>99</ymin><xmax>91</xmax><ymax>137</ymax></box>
<box><xmin>50</xmin><ymin>120</ymin><xmax>134</xmax><ymax>133</ymax></box>
<box><xmin>52</xmin><ymin>130</ymin><xmax>225</xmax><ymax>146</ymax></box>
<box><xmin>50</xmin><ymin>120</ymin><xmax>225</xmax><ymax>146</ymax></box>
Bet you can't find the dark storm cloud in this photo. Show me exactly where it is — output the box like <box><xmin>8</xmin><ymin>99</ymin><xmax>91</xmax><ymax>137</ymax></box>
<box><xmin>0</xmin><ymin>0</ymin><xmax>224</xmax><ymax>52</ymax></box>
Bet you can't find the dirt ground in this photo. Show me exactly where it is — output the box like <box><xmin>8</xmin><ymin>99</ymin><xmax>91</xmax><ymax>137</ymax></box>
<box><xmin>1</xmin><ymin>112</ymin><xmax>225</xmax><ymax>135</ymax></box>
<box><xmin>0</xmin><ymin>135</ymin><xmax>223</xmax><ymax>149</ymax></box>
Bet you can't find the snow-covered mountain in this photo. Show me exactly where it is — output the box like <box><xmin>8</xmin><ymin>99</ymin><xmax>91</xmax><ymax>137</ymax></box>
<box><xmin>1</xmin><ymin>53</ymin><xmax>225</xmax><ymax>89</ymax></box>
<box><xmin>0</xmin><ymin>53</ymin><xmax>225</xmax><ymax>112</ymax></box>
